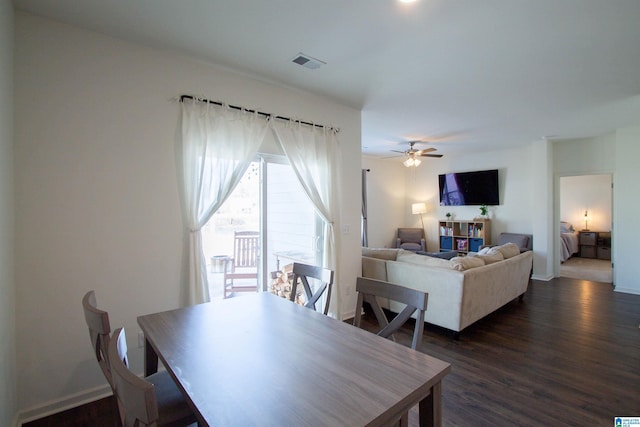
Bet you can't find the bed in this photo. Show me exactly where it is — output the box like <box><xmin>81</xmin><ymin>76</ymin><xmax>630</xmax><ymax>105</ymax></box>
<box><xmin>560</xmin><ymin>221</ymin><xmax>579</xmax><ymax>262</ymax></box>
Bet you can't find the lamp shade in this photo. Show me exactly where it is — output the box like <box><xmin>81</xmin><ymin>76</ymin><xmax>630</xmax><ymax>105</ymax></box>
<box><xmin>412</xmin><ymin>203</ymin><xmax>427</xmax><ymax>215</ymax></box>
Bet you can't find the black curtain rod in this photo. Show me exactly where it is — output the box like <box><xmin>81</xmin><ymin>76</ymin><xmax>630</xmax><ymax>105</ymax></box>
<box><xmin>180</xmin><ymin>95</ymin><xmax>339</xmax><ymax>133</ymax></box>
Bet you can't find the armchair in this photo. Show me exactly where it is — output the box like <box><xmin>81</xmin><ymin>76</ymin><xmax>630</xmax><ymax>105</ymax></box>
<box><xmin>480</xmin><ymin>232</ymin><xmax>532</xmax><ymax>253</ymax></box>
<box><xmin>395</xmin><ymin>228</ymin><xmax>426</xmax><ymax>252</ymax></box>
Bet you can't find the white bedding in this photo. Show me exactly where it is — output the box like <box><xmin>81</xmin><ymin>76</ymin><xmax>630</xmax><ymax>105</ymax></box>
<box><xmin>560</xmin><ymin>231</ymin><xmax>579</xmax><ymax>262</ymax></box>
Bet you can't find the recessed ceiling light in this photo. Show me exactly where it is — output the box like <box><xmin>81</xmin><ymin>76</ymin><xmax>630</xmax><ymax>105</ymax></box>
<box><xmin>398</xmin><ymin>0</ymin><xmax>418</xmax><ymax>3</ymax></box>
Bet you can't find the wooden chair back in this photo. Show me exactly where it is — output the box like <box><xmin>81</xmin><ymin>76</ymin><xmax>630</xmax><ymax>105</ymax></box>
<box><xmin>224</xmin><ymin>231</ymin><xmax>259</xmax><ymax>298</ymax></box>
<box><xmin>232</xmin><ymin>230</ymin><xmax>259</xmax><ymax>268</ymax></box>
<box><xmin>353</xmin><ymin>277</ymin><xmax>428</xmax><ymax>350</ymax></box>
<box><xmin>108</xmin><ymin>327</ymin><xmax>160</xmax><ymax>427</ymax></box>
<box><xmin>82</xmin><ymin>290</ymin><xmax>113</xmax><ymax>390</ymax></box>
<box><xmin>290</xmin><ymin>262</ymin><xmax>334</xmax><ymax>315</ymax></box>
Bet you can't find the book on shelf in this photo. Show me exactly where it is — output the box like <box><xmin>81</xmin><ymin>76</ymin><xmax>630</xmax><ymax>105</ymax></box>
<box><xmin>467</xmin><ymin>223</ymin><xmax>484</xmax><ymax>238</ymax></box>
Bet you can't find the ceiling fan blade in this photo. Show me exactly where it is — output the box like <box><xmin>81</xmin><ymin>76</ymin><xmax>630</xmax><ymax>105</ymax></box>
<box><xmin>390</xmin><ymin>150</ymin><xmax>406</xmax><ymax>154</ymax></box>
<box><xmin>420</xmin><ymin>154</ymin><xmax>443</xmax><ymax>158</ymax></box>
<box><xmin>414</xmin><ymin>148</ymin><xmax>436</xmax><ymax>155</ymax></box>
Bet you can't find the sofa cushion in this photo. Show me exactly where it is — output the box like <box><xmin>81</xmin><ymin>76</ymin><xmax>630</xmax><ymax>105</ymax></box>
<box><xmin>399</xmin><ymin>242</ymin><xmax>423</xmax><ymax>251</ymax></box>
<box><xmin>362</xmin><ymin>256</ymin><xmax>388</xmax><ymax>281</ymax></box>
<box><xmin>477</xmin><ymin>251</ymin><xmax>504</xmax><ymax>264</ymax></box>
<box><xmin>494</xmin><ymin>242</ymin><xmax>521</xmax><ymax>259</ymax></box>
<box><xmin>397</xmin><ymin>251</ymin><xmax>454</xmax><ymax>269</ymax></box>
<box><xmin>449</xmin><ymin>256</ymin><xmax>485</xmax><ymax>271</ymax></box>
<box><xmin>416</xmin><ymin>250</ymin><xmax>458</xmax><ymax>260</ymax></box>
<box><xmin>362</xmin><ymin>247</ymin><xmax>399</xmax><ymax>260</ymax></box>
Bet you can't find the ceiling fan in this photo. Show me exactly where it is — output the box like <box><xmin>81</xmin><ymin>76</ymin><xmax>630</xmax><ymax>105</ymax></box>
<box><xmin>390</xmin><ymin>141</ymin><xmax>443</xmax><ymax>167</ymax></box>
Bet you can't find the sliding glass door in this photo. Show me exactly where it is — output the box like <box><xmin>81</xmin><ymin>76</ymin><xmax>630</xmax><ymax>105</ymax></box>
<box><xmin>203</xmin><ymin>156</ymin><xmax>323</xmax><ymax>299</ymax></box>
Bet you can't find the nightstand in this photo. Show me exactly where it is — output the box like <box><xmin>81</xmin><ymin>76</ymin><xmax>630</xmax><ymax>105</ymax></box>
<box><xmin>579</xmin><ymin>231</ymin><xmax>597</xmax><ymax>258</ymax></box>
<box><xmin>579</xmin><ymin>231</ymin><xmax>612</xmax><ymax>259</ymax></box>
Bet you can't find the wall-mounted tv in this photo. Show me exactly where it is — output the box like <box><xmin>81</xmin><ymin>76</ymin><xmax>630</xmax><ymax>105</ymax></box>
<box><xmin>439</xmin><ymin>169</ymin><xmax>499</xmax><ymax>206</ymax></box>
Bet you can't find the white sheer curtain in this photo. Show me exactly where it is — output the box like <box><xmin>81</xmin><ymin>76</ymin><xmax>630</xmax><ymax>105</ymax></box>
<box><xmin>273</xmin><ymin>121</ymin><xmax>341</xmax><ymax>318</ymax></box>
<box><xmin>180</xmin><ymin>99</ymin><xmax>269</xmax><ymax>305</ymax></box>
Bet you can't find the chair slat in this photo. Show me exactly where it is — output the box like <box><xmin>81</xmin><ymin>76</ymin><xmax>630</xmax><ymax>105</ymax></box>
<box><xmin>354</xmin><ymin>277</ymin><xmax>429</xmax><ymax>350</ymax></box>
<box><xmin>290</xmin><ymin>262</ymin><xmax>334</xmax><ymax>315</ymax></box>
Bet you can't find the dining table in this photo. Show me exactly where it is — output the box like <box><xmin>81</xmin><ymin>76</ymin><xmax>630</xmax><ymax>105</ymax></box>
<box><xmin>137</xmin><ymin>292</ymin><xmax>451</xmax><ymax>426</ymax></box>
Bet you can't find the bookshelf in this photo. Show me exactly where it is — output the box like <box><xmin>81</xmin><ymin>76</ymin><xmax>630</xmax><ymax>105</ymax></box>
<box><xmin>438</xmin><ymin>219</ymin><xmax>491</xmax><ymax>255</ymax></box>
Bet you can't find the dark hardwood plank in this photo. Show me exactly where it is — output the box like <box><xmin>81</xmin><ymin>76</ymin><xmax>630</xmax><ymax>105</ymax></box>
<box><xmin>28</xmin><ymin>277</ymin><xmax>640</xmax><ymax>426</ymax></box>
<box><xmin>23</xmin><ymin>396</ymin><xmax>119</xmax><ymax>427</ymax></box>
<box><xmin>359</xmin><ymin>278</ymin><xmax>640</xmax><ymax>427</ymax></box>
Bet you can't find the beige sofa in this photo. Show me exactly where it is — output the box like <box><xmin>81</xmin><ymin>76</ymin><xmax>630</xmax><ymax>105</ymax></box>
<box><xmin>361</xmin><ymin>244</ymin><xmax>533</xmax><ymax>334</ymax></box>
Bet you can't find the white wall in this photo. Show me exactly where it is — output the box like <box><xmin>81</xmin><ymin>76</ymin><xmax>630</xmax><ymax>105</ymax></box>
<box><xmin>398</xmin><ymin>145</ymin><xmax>535</xmax><ymax>253</ymax></box>
<box><xmin>361</xmin><ymin>156</ymin><xmax>407</xmax><ymax>248</ymax></box>
<box><xmin>613</xmin><ymin>126</ymin><xmax>640</xmax><ymax>295</ymax></box>
<box><xmin>560</xmin><ymin>174</ymin><xmax>612</xmax><ymax>232</ymax></box>
<box><xmin>529</xmin><ymin>139</ymin><xmax>554</xmax><ymax>279</ymax></box>
<box><xmin>553</xmin><ymin>134</ymin><xmax>616</xmax><ymax>176</ymax></box>
<box><xmin>14</xmin><ymin>12</ymin><xmax>361</xmax><ymax>420</ymax></box>
<box><xmin>0</xmin><ymin>1</ymin><xmax>16</xmax><ymax>426</ymax></box>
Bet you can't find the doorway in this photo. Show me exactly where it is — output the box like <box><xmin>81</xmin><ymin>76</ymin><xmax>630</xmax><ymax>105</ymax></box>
<box><xmin>202</xmin><ymin>157</ymin><xmax>324</xmax><ymax>299</ymax></box>
<box><xmin>558</xmin><ymin>174</ymin><xmax>613</xmax><ymax>283</ymax></box>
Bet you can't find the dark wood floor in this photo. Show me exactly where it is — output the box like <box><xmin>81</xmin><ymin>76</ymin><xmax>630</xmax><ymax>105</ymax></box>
<box><xmin>25</xmin><ymin>277</ymin><xmax>640</xmax><ymax>427</ymax></box>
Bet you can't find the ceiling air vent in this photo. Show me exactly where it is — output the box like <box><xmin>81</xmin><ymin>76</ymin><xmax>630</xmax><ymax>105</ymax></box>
<box><xmin>291</xmin><ymin>53</ymin><xmax>326</xmax><ymax>70</ymax></box>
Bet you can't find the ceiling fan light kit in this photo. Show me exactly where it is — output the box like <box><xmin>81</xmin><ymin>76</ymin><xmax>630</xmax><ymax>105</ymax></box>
<box><xmin>403</xmin><ymin>156</ymin><xmax>421</xmax><ymax>167</ymax></box>
<box><xmin>392</xmin><ymin>141</ymin><xmax>443</xmax><ymax>167</ymax></box>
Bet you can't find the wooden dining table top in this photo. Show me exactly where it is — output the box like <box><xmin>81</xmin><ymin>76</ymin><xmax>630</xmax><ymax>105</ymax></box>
<box><xmin>137</xmin><ymin>292</ymin><xmax>451</xmax><ymax>427</ymax></box>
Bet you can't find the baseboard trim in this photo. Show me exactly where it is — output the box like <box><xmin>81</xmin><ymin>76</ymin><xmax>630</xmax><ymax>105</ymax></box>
<box><xmin>531</xmin><ymin>273</ymin><xmax>554</xmax><ymax>281</ymax></box>
<box><xmin>15</xmin><ymin>384</ymin><xmax>112</xmax><ymax>426</ymax></box>
<box><xmin>341</xmin><ymin>308</ymin><xmax>356</xmax><ymax>321</ymax></box>
<box><xmin>614</xmin><ymin>286</ymin><xmax>640</xmax><ymax>296</ymax></box>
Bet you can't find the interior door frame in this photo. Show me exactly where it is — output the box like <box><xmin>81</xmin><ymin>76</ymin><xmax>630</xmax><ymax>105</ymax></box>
<box><xmin>554</xmin><ymin>172</ymin><xmax>614</xmax><ymax>282</ymax></box>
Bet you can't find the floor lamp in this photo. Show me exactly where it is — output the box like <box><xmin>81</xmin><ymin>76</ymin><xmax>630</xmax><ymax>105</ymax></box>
<box><xmin>412</xmin><ymin>203</ymin><xmax>428</xmax><ymax>239</ymax></box>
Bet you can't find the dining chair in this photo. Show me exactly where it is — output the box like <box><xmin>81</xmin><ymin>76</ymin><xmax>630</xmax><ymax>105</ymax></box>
<box><xmin>289</xmin><ymin>262</ymin><xmax>334</xmax><ymax>315</ymax></box>
<box><xmin>82</xmin><ymin>290</ymin><xmax>114</xmax><ymax>391</ymax></box>
<box><xmin>224</xmin><ymin>230</ymin><xmax>259</xmax><ymax>298</ymax></box>
<box><xmin>353</xmin><ymin>277</ymin><xmax>428</xmax><ymax>350</ymax></box>
<box><xmin>108</xmin><ymin>327</ymin><xmax>198</xmax><ymax>427</ymax></box>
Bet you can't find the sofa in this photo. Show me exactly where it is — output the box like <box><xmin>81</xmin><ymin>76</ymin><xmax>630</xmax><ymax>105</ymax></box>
<box><xmin>361</xmin><ymin>244</ymin><xmax>533</xmax><ymax>335</ymax></box>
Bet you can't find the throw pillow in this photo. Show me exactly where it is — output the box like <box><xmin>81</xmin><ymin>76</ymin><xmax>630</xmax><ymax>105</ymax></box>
<box><xmin>478</xmin><ymin>246</ymin><xmax>492</xmax><ymax>255</ymax></box>
<box><xmin>560</xmin><ymin>221</ymin><xmax>574</xmax><ymax>233</ymax></box>
<box><xmin>449</xmin><ymin>256</ymin><xmax>485</xmax><ymax>271</ymax></box>
<box><xmin>494</xmin><ymin>242</ymin><xmax>521</xmax><ymax>259</ymax></box>
<box><xmin>477</xmin><ymin>251</ymin><xmax>504</xmax><ymax>265</ymax></box>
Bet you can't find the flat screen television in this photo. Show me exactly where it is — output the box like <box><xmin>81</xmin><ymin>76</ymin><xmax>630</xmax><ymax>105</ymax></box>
<box><xmin>439</xmin><ymin>169</ymin><xmax>499</xmax><ymax>206</ymax></box>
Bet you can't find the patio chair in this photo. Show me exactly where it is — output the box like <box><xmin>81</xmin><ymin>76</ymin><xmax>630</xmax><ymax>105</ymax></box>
<box><xmin>224</xmin><ymin>231</ymin><xmax>259</xmax><ymax>298</ymax></box>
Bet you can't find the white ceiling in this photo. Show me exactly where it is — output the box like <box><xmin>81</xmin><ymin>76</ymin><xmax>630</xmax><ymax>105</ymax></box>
<box><xmin>14</xmin><ymin>0</ymin><xmax>640</xmax><ymax>157</ymax></box>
